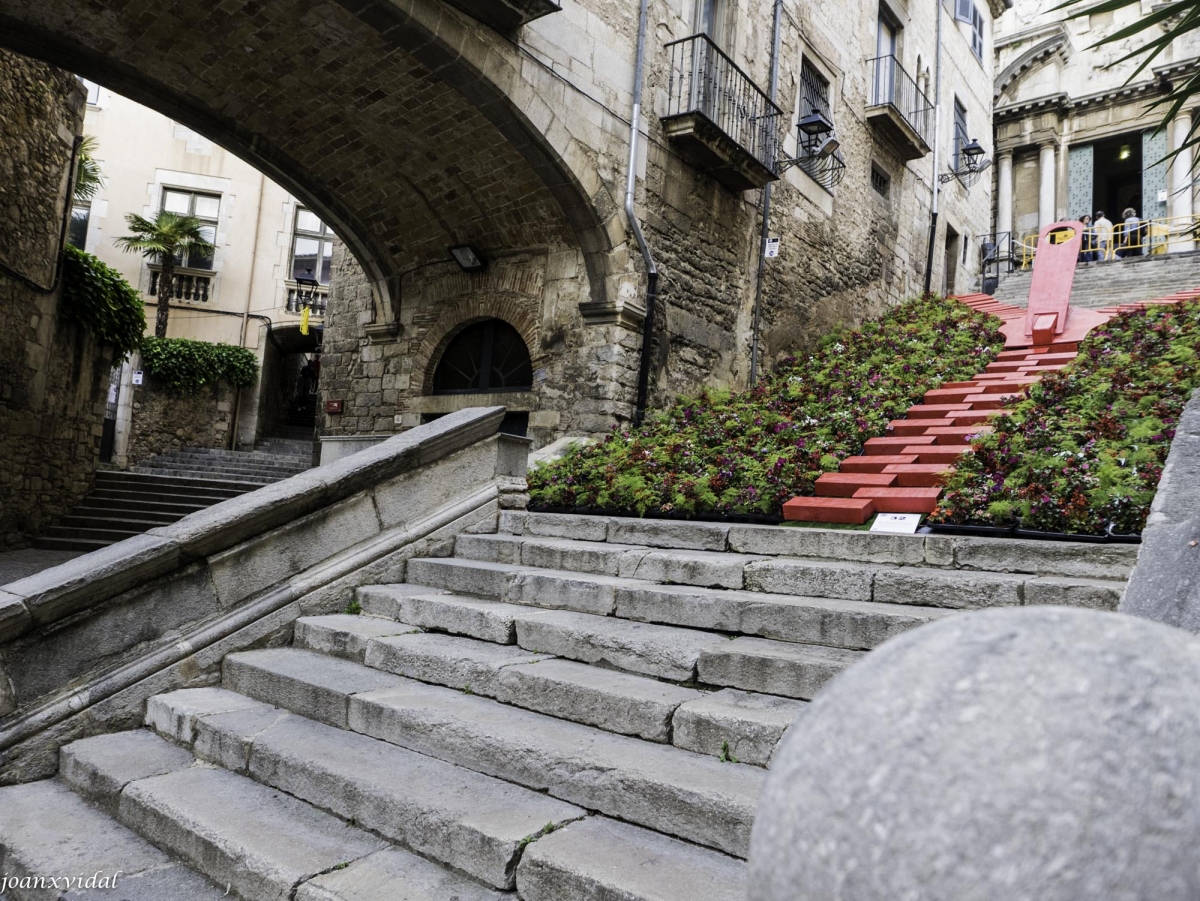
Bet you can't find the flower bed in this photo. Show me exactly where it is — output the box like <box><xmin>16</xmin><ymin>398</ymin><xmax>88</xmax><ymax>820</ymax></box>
<box><xmin>528</xmin><ymin>295</ymin><xmax>1004</xmax><ymax>517</ymax></box>
<box><xmin>930</xmin><ymin>301</ymin><xmax>1200</xmax><ymax>537</ymax></box>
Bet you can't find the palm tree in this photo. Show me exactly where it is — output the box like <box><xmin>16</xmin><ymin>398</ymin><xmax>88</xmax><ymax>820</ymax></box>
<box><xmin>115</xmin><ymin>211</ymin><xmax>215</xmax><ymax>338</ymax></box>
<box><xmin>73</xmin><ymin>135</ymin><xmax>104</xmax><ymax>202</ymax></box>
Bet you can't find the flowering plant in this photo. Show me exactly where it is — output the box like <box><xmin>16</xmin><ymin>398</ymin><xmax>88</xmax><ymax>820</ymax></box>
<box><xmin>529</xmin><ymin>295</ymin><xmax>1004</xmax><ymax>516</ymax></box>
<box><xmin>931</xmin><ymin>302</ymin><xmax>1200</xmax><ymax>535</ymax></box>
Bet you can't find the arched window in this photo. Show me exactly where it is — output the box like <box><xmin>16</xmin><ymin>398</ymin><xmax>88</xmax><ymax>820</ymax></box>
<box><xmin>432</xmin><ymin>319</ymin><xmax>533</xmax><ymax>394</ymax></box>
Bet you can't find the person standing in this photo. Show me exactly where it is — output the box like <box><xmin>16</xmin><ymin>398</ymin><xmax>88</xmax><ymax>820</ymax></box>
<box><xmin>1094</xmin><ymin>211</ymin><xmax>1114</xmax><ymax>261</ymax></box>
<box><xmin>1078</xmin><ymin>215</ymin><xmax>1096</xmax><ymax>264</ymax></box>
<box><xmin>1121</xmin><ymin>207</ymin><xmax>1142</xmax><ymax>257</ymax></box>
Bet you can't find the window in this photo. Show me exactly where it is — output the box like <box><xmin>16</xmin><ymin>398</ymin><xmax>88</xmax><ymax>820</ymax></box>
<box><xmin>433</xmin><ymin>319</ymin><xmax>533</xmax><ymax>394</ymax></box>
<box><xmin>871</xmin><ymin>165</ymin><xmax>891</xmax><ymax>199</ymax></box>
<box><xmin>290</xmin><ymin>207</ymin><xmax>335</xmax><ymax>285</ymax></box>
<box><xmin>68</xmin><ymin>203</ymin><xmax>90</xmax><ymax>249</ymax></box>
<box><xmin>161</xmin><ymin>189</ymin><xmax>218</xmax><ymax>270</ymax></box>
<box><xmin>953</xmin><ymin>98</ymin><xmax>968</xmax><ymax>170</ymax></box>
<box><xmin>77</xmin><ymin>78</ymin><xmax>100</xmax><ymax>106</ymax></box>
<box><xmin>695</xmin><ymin>0</ymin><xmax>728</xmax><ymax>46</ymax></box>
<box><xmin>955</xmin><ymin>0</ymin><xmax>985</xmax><ymax>60</ymax></box>
<box><xmin>800</xmin><ymin>58</ymin><xmax>831</xmax><ymax>119</ymax></box>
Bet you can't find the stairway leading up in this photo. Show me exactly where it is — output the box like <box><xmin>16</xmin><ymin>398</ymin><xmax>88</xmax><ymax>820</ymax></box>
<box><xmin>32</xmin><ymin>444</ymin><xmax>315</xmax><ymax>553</ymax></box>
<box><xmin>991</xmin><ymin>248</ymin><xmax>1200</xmax><ymax>309</ymax></box>
<box><xmin>0</xmin><ymin>512</ymin><xmax>1136</xmax><ymax>900</ymax></box>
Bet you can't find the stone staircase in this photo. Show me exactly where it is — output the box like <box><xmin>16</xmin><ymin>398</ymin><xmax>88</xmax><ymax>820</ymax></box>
<box><xmin>992</xmin><ymin>249</ymin><xmax>1200</xmax><ymax>309</ymax></box>
<box><xmin>0</xmin><ymin>511</ymin><xmax>1136</xmax><ymax>900</ymax></box>
<box><xmin>32</xmin><ymin>445</ymin><xmax>315</xmax><ymax>553</ymax></box>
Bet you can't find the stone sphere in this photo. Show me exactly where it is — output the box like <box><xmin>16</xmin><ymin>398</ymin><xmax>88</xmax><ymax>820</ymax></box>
<box><xmin>750</xmin><ymin>606</ymin><xmax>1200</xmax><ymax>901</ymax></box>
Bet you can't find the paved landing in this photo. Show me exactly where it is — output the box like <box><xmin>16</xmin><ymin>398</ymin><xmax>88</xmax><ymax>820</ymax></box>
<box><xmin>0</xmin><ymin>548</ymin><xmax>82</xmax><ymax>587</ymax></box>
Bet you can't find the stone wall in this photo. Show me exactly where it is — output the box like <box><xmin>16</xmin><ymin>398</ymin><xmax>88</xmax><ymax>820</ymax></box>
<box><xmin>124</xmin><ymin>375</ymin><xmax>237</xmax><ymax>466</ymax></box>
<box><xmin>0</xmin><ymin>50</ymin><xmax>109</xmax><ymax>549</ymax></box>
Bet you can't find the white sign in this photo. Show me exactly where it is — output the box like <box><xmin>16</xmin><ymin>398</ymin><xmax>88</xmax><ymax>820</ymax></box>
<box><xmin>131</xmin><ymin>370</ymin><xmax>144</xmax><ymax>386</ymax></box>
<box><xmin>765</xmin><ymin>237</ymin><xmax>781</xmax><ymax>258</ymax></box>
<box><xmin>870</xmin><ymin>513</ymin><xmax>923</xmax><ymax>534</ymax></box>
<box><xmin>1158</xmin><ymin>190</ymin><xmax>1169</xmax><ymax>204</ymax></box>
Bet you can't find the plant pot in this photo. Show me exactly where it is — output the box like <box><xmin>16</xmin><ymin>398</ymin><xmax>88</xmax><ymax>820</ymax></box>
<box><xmin>692</xmin><ymin>512</ymin><xmax>785</xmax><ymax>526</ymax></box>
<box><xmin>1013</xmin><ymin>528</ymin><xmax>1108</xmax><ymax>544</ymax></box>
<box><xmin>927</xmin><ymin>522</ymin><xmax>1016</xmax><ymax>538</ymax></box>
<box><xmin>527</xmin><ymin>504</ymin><xmax>575</xmax><ymax>515</ymax></box>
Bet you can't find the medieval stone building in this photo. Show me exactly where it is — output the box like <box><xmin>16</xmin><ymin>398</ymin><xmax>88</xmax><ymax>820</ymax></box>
<box><xmin>1</xmin><ymin>0</ymin><xmax>1009</xmax><ymax>456</ymax></box>
<box><xmin>994</xmin><ymin>0</ymin><xmax>1200</xmax><ymax>253</ymax></box>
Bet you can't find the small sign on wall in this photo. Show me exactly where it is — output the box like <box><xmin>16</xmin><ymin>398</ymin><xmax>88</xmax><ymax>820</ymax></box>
<box><xmin>325</xmin><ymin>400</ymin><xmax>344</xmax><ymax>414</ymax></box>
<box><xmin>131</xmin><ymin>370</ymin><xmax>144</xmax><ymax>386</ymax></box>
<box><xmin>765</xmin><ymin>237</ymin><xmax>781</xmax><ymax>258</ymax></box>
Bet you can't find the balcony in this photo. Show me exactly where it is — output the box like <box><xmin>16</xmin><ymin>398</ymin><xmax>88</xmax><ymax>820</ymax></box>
<box><xmin>866</xmin><ymin>55</ymin><xmax>934</xmax><ymax>161</ymax></box>
<box><xmin>286</xmin><ymin>280</ymin><xmax>329</xmax><ymax>317</ymax></box>
<box><xmin>441</xmin><ymin>0</ymin><xmax>560</xmax><ymax>31</ymax></box>
<box><xmin>148</xmin><ymin>265</ymin><xmax>212</xmax><ymax>303</ymax></box>
<box><xmin>662</xmin><ymin>34</ymin><xmax>782</xmax><ymax>192</ymax></box>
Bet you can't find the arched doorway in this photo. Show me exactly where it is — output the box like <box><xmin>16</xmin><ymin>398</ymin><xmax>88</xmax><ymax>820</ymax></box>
<box><xmin>431</xmin><ymin>319</ymin><xmax>533</xmax><ymax>436</ymax></box>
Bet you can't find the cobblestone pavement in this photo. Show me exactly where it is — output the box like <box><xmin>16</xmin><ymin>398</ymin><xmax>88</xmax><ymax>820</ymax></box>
<box><xmin>0</xmin><ymin>548</ymin><xmax>82</xmax><ymax>586</ymax></box>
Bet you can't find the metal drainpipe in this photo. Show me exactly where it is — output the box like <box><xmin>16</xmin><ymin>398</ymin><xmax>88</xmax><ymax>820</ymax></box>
<box><xmin>629</xmin><ymin>0</ymin><xmax>660</xmax><ymax>426</ymax></box>
<box><xmin>923</xmin><ymin>0</ymin><xmax>945</xmax><ymax>296</ymax></box>
<box><xmin>750</xmin><ymin>0</ymin><xmax>784</xmax><ymax>388</ymax></box>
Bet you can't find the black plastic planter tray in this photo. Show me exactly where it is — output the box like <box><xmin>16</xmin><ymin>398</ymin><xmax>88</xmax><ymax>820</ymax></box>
<box><xmin>927</xmin><ymin>523</ymin><xmax>1016</xmax><ymax>538</ymax></box>
<box><xmin>1014</xmin><ymin>528</ymin><xmax>1108</xmax><ymax>544</ymax></box>
<box><xmin>525</xmin><ymin>505</ymin><xmax>784</xmax><ymax>526</ymax></box>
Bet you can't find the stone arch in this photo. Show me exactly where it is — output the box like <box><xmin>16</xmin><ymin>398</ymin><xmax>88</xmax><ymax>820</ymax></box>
<box><xmin>0</xmin><ymin>0</ymin><xmax>619</xmax><ymax>324</ymax></box>
<box><xmin>995</xmin><ymin>32</ymin><xmax>1071</xmax><ymax>102</ymax></box>
<box><xmin>415</xmin><ymin>295</ymin><xmax>542</xmax><ymax>398</ymax></box>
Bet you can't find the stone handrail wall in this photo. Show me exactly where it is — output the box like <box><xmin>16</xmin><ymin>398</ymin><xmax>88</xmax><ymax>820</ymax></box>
<box><xmin>1119</xmin><ymin>387</ymin><xmax>1200</xmax><ymax>631</ymax></box>
<box><xmin>0</xmin><ymin>406</ymin><xmax>526</xmax><ymax>783</ymax></box>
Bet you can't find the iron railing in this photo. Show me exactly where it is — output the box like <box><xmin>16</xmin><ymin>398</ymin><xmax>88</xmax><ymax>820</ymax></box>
<box><xmin>286</xmin><ymin>280</ymin><xmax>328</xmax><ymax>316</ymax></box>
<box><xmin>796</xmin><ymin>146</ymin><xmax>847</xmax><ymax>192</ymax></box>
<box><xmin>665</xmin><ymin>34</ymin><xmax>783</xmax><ymax>172</ymax></box>
<box><xmin>148</xmin><ymin>265</ymin><xmax>211</xmax><ymax>303</ymax></box>
<box><xmin>867</xmin><ymin>54</ymin><xmax>934</xmax><ymax>148</ymax></box>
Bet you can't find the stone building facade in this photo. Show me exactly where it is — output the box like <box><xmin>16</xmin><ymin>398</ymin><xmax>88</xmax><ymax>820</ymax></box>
<box><xmin>0</xmin><ymin>50</ymin><xmax>110</xmax><ymax>548</ymax></box>
<box><xmin>993</xmin><ymin>0</ymin><xmax>1200</xmax><ymax>254</ymax></box>
<box><xmin>2</xmin><ymin>0</ymin><xmax>1008</xmax><ymax>454</ymax></box>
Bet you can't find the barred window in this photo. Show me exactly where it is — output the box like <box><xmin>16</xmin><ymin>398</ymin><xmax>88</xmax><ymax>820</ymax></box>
<box><xmin>871</xmin><ymin>165</ymin><xmax>891</xmax><ymax>199</ymax></box>
<box><xmin>800</xmin><ymin>59</ymin><xmax>830</xmax><ymax>118</ymax></box>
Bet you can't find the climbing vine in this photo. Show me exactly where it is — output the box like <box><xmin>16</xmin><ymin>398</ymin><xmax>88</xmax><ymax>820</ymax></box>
<box><xmin>61</xmin><ymin>244</ymin><xmax>146</xmax><ymax>360</ymax></box>
<box><xmin>139</xmin><ymin>336</ymin><xmax>259</xmax><ymax>393</ymax></box>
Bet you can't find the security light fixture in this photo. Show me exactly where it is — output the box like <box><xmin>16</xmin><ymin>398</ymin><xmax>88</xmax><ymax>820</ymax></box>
<box><xmin>813</xmin><ymin>134</ymin><xmax>841</xmax><ymax>159</ymax></box>
<box><xmin>449</xmin><ymin>244</ymin><xmax>486</xmax><ymax>272</ymax></box>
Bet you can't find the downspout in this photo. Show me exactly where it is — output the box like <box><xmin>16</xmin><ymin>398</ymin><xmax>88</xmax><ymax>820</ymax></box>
<box><xmin>229</xmin><ymin>170</ymin><xmax>269</xmax><ymax>450</ymax></box>
<box><xmin>629</xmin><ymin>0</ymin><xmax>660</xmax><ymax>426</ymax></box>
<box><xmin>750</xmin><ymin>0</ymin><xmax>784</xmax><ymax>388</ymax></box>
<box><xmin>922</xmin><ymin>0</ymin><xmax>945</xmax><ymax>296</ymax></box>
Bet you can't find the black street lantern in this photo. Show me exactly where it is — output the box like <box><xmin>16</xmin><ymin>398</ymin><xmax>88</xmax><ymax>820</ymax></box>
<box><xmin>940</xmin><ymin>137</ymin><xmax>992</xmax><ymax>187</ymax></box>
<box><xmin>960</xmin><ymin>138</ymin><xmax>986</xmax><ymax>172</ymax></box>
<box><xmin>796</xmin><ymin>110</ymin><xmax>835</xmax><ymax>139</ymax></box>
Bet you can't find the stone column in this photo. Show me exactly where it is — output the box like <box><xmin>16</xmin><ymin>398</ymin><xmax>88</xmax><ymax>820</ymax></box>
<box><xmin>1038</xmin><ymin>143</ymin><xmax>1057</xmax><ymax>229</ymax></box>
<box><xmin>996</xmin><ymin>151</ymin><xmax>1014</xmax><ymax>240</ymax></box>
<box><xmin>1171</xmin><ymin>111</ymin><xmax>1195</xmax><ymax>253</ymax></box>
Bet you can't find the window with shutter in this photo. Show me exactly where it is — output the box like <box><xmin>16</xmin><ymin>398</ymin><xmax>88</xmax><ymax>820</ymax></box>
<box><xmin>955</xmin><ymin>0</ymin><xmax>973</xmax><ymax>24</ymax></box>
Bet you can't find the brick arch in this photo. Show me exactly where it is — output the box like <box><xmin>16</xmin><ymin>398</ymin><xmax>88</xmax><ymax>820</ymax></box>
<box><xmin>0</xmin><ymin>0</ymin><xmax>618</xmax><ymax>322</ymax></box>
<box><xmin>415</xmin><ymin>296</ymin><xmax>542</xmax><ymax>397</ymax></box>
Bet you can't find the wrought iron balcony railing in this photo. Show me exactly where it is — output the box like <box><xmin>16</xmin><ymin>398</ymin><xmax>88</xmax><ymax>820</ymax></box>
<box><xmin>867</xmin><ymin>55</ymin><xmax>934</xmax><ymax>160</ymax></box>
<box><xmin>286</xmin><ymin>280</ymin><xmax>328</xmax><ymax>316</ymax></box>
<box><xmin>148</xmin><ymin>264</ymin><xmax>212</xmax><ymax>303</ymax></box>
<box><xmin>663</xmin><ymin>34</ymin><xmax>782</xmax><ymax>191</ymax></box>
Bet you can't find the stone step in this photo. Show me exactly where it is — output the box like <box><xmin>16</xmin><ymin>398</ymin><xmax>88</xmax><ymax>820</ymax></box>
<box><xmin>138</xmin><ymin>693</ymin><xmax>583</xmax><ymax>891</ymax></box>
<box><xmin>300</xmin><ymin>615</ymin><xmax>802</xmax><ymax>758</ymax></box>
<box><xmin>88</xmin><ymin>487</ymin><xmax>237</xmax><ymax>505</ymax></box>
<box><xmin>94</xmin><ymin>471</ymin><xmax>256</xmax><ymax>494</ymax></box>
<box><xmin>37</xmin><ymin>525</ymin><xmax>145</xmax><ymax>542</ymax></box>
<box><xmin>409</xmin><ymin>549</ymin><xmax>1123</xmax><ymax>613</ymax></box>
<box><xmin>0</xmin><ymin>778</ymin><xmax>227</xmax><ymax>900</ymax></box>
<box><xmin>133</xmin><ymin>462</ymin><xmax>278</xmax><ymax>481</ymax></box>
<box><xmin>361</xmin><ymin>571</ymin><xmax>950</xmax><ymax>651</ymax></box>
<box><xmin>75</xmin><ymin>497</ymin><xmax>209</xmax><ymax>516</ymax></box>
<box><xmin>28</xmin><ymin>536</ymin><xmax>110</xmax><ymax>553</ymax></box>
<box><xmin>131</xmin><ymin>467</ymin><xmax>274</xmax><ymax>485</ymax></box>
<box><xmin>516</xmin><ymin>816</ymin><xmax>747</xmax><ymax>901</ymax></box>
<box><xmin>220</xmin><ymin>648</ymin><xmax>764</xmax><ymax>857</ymax></box>
<box><xmin>57</xmin><ymin>512</ymin><xmax>173</xmax><ymax>529</ymax></box>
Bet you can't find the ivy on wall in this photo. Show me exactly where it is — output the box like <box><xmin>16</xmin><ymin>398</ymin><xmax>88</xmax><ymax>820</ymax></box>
<box><xmin>140</xmin><ymin>337</ymin><xmax>259</xmax><ymax>393</ymax></box>
<box><xmin>61</xmin><ymin>245</ymin><xmax>146</xmax><ymax>360</ymax></box>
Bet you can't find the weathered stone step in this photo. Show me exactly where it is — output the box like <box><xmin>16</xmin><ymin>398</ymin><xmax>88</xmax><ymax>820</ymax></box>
<box><xmin>219</xmin><ymin>649</ymin><xmax>763</xmax><ymax>857</ymax></box>
<box><xmin>301</xmin><ymin>615</ymin><xmax>799</xmax><ymax>756</ymax></box>
<box><xmin>140</xmin><ymin>692</ymin><xmax>582</xmax><ymax>890</ymax></box>
<box><xmin>0</xmin><ymin>778</ymin><xmax>227</xmax><ymax>900</ymax></box>
<box><xmin>516</xmin><ymin>816</ymin><xmax>747</xmax><ymax>901</ymax></box>
<box><xmin>131</xmin><ymin>466</ymin><xmax>272</xmax><ymax>485</ymax></box>
<box><xmin>94</xmin><ymin>471</ymin><xmax>254</xmax><ymax>494</ymax></box>
<box><xmin>389</xmin><ymin>565</ymin><xmax>953</xmax><ymax>650</ymax></box>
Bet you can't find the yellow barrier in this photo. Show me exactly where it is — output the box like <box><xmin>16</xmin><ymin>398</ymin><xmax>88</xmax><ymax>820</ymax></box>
<box><xmin>1018</xmin><ymin>214</ymin><xmax>1200</xmax><ymax>266</ymax></box>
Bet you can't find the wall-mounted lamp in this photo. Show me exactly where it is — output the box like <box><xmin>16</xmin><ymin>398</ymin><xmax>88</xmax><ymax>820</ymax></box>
<box><xmin>777</xmin><ymin>109</ymin><xmax>846</xmax><ymax>189</ymax></box>
<box><xmin>940</xmin><ymin>137</ymin><xmax>992</xmax><ymax>187</ymax></box>
<box><xmin>449</xmin><ymin>244</ymin><xmax>487</xmax><ymax>272</ymax></box>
